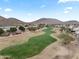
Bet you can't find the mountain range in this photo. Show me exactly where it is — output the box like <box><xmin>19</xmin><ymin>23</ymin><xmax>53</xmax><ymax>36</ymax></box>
<box><xmin>30</xmin><ymin>18</ymin><xmax>79</xmax><ymax>25</ymax></box>
<box><xmin>31</xmin><ymin>18</ymin><xmax>63</xmax><ymax>24</ymax></box>
<box><xmin>0</xmin><ymin>16</ymin><xmax>79</xmax><ymax>26</ymax></box>
<box><xmin>0</xmin><ymin>16</ymin><xmax>26</xmax><ymax>26</ymax></box>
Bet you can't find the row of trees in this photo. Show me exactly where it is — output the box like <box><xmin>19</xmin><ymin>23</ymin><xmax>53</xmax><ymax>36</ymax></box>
<box><xmin>60</xmin><ymin>27</ymin><xmax>75</xmax><ymax>33</ymax></box>
<box><xmin>0</xmin><ymin>26</ymin><xmax>25</xmax><ymax>36</ymax></box>
<box><xmin>27</xmin><ymin>24</ymin><xmax>46</xmax><ymax>31</ymax></box>
<box><xmin>0</xmin><ymin>24</ymin><xmax>51</xmax><ymax>35</ymax></box>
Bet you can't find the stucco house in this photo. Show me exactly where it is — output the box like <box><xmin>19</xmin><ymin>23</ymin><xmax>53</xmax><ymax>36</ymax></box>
<box><xmin>73</xmin><ymin>27</ymin><xmax>79</xmax><ymax>39</ymax></box>
<box><xmin>0</xmin><ymin>26</ymin><xmax>17</xmax><ymax>31</ymax></box>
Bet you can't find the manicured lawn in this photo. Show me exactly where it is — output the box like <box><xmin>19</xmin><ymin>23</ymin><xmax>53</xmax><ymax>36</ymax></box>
<box><xmin>0</xmin><ymin>27</ymin><xmax>57</xmax><ymax>59</ymax></box>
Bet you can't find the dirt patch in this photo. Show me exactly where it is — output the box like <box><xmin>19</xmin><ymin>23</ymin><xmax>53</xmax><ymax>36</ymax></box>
<box><xmin>28</xmin><ymin>40</ymin><xmax>73</xmax><ymax>59</ymax></box>
<box><xmin>0</xmin><ymin>30</ymin><xmax>44</xmax><ymax>50</ymax></box>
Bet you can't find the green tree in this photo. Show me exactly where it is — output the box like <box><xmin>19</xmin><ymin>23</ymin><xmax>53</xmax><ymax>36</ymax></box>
<box><xmin>0</xmin><ymin>28</ymin><xmax>4</xmax><ymax>35</ymax></box>
<box><xmin>25</xmin><ymin>24</ymin><xmax>28</xmax><ymax>27</ymax></box>
<box><xmin>19</xmin><ymin>26</ymin><xmax>25</xmax><ymax>32</ymax></box>
<box><xmin>10</xmin><ymin>27</ymin><xmax>17</xmax><ymax>32</ymax></box>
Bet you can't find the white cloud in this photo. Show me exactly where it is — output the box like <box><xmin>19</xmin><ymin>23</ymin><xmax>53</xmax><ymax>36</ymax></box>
<box><xmin>40</xmin><ymin>5</ymin><xmax>46</xmax><ymax>8</ymax></box>
<box><xmin>4</xmin><ymin>8</ymin><xmax>12</xmax><ymax>12</ymax></box>
<box><xmin>58</xmin><ymin>0</ymin><xmax>79</xmax><ymax>3</ymax></box>
<box><xmin>64</xmin><ymin>7</ymin><xmax>72</xmax><ymax>14</ymax></box>
<box><xmin>64</xmin><ymin>10</ymin><xmax>70</xmax><ymax>13</ymax></box>
<box><xmin>64</xmin><ymin>7</ymin><xmax>72</xmax><ymax>10</ymax></box>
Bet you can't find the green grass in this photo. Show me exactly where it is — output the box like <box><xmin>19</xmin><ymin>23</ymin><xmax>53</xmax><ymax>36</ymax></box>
<box><xmin>0</xmin><ymin>27</ymin><xmax>57</xmax><ymax>59</ymax></box>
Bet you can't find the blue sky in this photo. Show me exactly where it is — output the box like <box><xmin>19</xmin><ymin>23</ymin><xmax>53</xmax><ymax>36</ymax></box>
<box><xmin>0</xmin><ymin>0</ymin><xmax>79</xmax><ymax>22</ymax></box>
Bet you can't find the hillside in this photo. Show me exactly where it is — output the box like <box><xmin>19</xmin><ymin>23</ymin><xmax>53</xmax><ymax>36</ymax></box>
<box><xmin>63</xmin><ymin>20</ymin><xmax>79</xmax><ymax>25</ymax></box>
<box><xmin>0</xmin><ymin>16</ymin><xmax>79</xmax><ymax>26</ymax></box>
<box><xmin>0</xmin><ymin>16</ymin><xmax>26</xmax><ymax>26</ymax></box>
<box><xmin>31</xmin><ymin>18</ymin><xmax>63</xmax><ymax>25</ymax></box>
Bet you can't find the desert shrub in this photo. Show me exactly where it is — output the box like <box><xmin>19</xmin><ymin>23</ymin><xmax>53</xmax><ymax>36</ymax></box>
<box><xmin>58</xmin><ymin>33</ymin><xmax>75</xmax><ymax>45</ymax></box>
<box><xmin>1</xmin><ymin>32</ymin><xmax>10</xmax><ymax>36</ymax></box>
<box><xmin>19</xmin><ymin>26</ymin><xmax>25</xmax><ymax>32</ymax></box>
<box><xmin>28</xmin><ymin>27</ymin><xmax>37</xmax><ymax>31</ymax></box>
<box><xmin>0</xmin><ymin>28</ymin><xmax>5</xmax><ymax>35</ymax></box>
<box><xmin>6</xmin><ymin>30</ymin><xmax>10</xmax><ymax>32</ymax></box>
<box><xmin>66</xmin><ymin>28</ymin><xmax>75</xmax><ymax>34</ymax></box>
<box><xmin>38</xmin><ymin>24</ymin><xmax>45</xmax><ymax>28</ymax></box>
<box><xmin>60</xmin><ymin>27</ymin><xmax>65</xmax><ymax>32</ymax></box>
<box><xmin>46</xmin><ymin>24</ymin><xmax>50</xmax><ymax>27</ymax></box>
